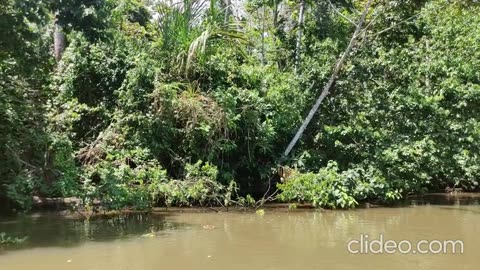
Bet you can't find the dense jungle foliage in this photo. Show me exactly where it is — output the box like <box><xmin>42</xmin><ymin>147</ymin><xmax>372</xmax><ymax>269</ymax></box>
<box><xmin>1</xmin><ymin>0</ymin><xmax>479</xmax><ymax>212</ymax></box>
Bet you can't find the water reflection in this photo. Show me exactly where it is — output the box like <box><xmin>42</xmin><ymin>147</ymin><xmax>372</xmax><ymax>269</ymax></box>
<box><xmin>0</xmin><ymin>213</ymin><xmax>187</xmax><ymax>250</ymax></box>
<box><xmin>409</xmin><ymin>193</ymin><xmax>480</xmax><ymax>206</ymax></box>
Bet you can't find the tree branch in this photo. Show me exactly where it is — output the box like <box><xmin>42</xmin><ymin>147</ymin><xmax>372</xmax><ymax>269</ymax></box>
<box><xmin>327</xmin><ymin>0</ymin><xmax>357</xmax><ymax>26</ymax></box>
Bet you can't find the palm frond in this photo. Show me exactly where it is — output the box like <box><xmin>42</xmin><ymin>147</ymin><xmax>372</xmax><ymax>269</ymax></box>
<box><xmin>185</xmin><ymin>23</ymin><xmax>250</xmax><ymax>76</ymax></box>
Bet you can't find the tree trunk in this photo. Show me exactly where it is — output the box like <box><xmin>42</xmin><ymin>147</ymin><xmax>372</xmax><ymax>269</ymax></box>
<box><xmin>261</xmin><ymin>6</ymin><xmax>266</xmax><ymax>65</ymax></box>
<box><xmin>273</xmin><ymin>0</ymin><xmax>279</xmax><ymax>28</ymax></box>
<box><xmin>224</xmin><ymin>0</ymin><xmax>231</xmax><ymax>25</ymax></box>
<box><xmin>425</xmin><ymin>39</ymin><xmax>431</xmax><ymax>89</ymax></box>
<box><xmin>294</xmin><ymin>0</ymin><xmax>306</xmax><ymax>73</ymax></box>
<box><xmin>54</xmin><ymin>14</ymin><xmax>66</xmax><ymax>62</ymax></box>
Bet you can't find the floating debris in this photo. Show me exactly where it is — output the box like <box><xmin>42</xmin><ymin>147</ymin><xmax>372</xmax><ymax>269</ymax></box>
<box><xmin>141</xmin><ymin>232</ymin><xmax>156</xmax><ymax>238</ymax></box>
<box><xmin>256</xmin><ymin>209</ymin><xmax>265</xmax><ymax>216</ymax></box>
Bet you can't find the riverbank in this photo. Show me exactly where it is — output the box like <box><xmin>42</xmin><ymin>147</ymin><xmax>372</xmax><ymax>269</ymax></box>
<box><xmin>12</xmin><ymin>192</ymin><xmax>478</xmax><ymax>220</ymax></box>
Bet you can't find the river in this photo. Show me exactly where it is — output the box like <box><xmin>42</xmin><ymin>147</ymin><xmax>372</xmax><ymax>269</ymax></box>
<box><xmin>1</xmin><ymin>194</ymin><xmax>479</xmax><ymax>270</ymax></box>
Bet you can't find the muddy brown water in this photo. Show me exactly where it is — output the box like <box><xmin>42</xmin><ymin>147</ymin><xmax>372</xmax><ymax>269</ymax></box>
<box><xmin>1</xmin><ymin>194</ymin><xmax>480</xmax><ymax>270</ymax></box>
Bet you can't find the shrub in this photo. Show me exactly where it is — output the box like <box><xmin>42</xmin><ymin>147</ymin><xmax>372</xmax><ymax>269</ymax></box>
<box><xmin>277</xmin><ymin>161</ymin><xmax>402</xmax><ymax>209</ymax></box>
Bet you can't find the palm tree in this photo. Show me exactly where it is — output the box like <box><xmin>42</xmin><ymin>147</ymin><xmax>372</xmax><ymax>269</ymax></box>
<box><xmin>155</xmin><ymin>0</ymin><xmax>248</xmax><ymax>77</ymax></box>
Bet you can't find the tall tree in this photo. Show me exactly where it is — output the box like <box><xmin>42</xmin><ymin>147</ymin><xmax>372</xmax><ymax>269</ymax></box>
<box><xmin>50</xmin><ymin>0</ymin><xmax>112</xmax><ymax>61</ymax></box>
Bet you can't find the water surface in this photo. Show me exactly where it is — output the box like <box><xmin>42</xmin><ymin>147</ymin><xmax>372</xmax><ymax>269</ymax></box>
<box><xmin>1</xmin><ymin>195</ymin><xmax>479</xmax><ymax>270</ymax></box>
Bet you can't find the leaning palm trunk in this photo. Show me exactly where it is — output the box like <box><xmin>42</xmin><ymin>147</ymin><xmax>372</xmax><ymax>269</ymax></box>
<box><xmin>283</xmin><ymin>0</ymin><xmax>373</xmax><ymax>157</ymax></box>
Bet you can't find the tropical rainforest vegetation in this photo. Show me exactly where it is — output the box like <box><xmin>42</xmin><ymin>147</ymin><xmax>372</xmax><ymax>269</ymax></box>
<box><xmin>1</xmin><ymin>0</ymin><xmax>479</xmax><ymax>213</ymax></box>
